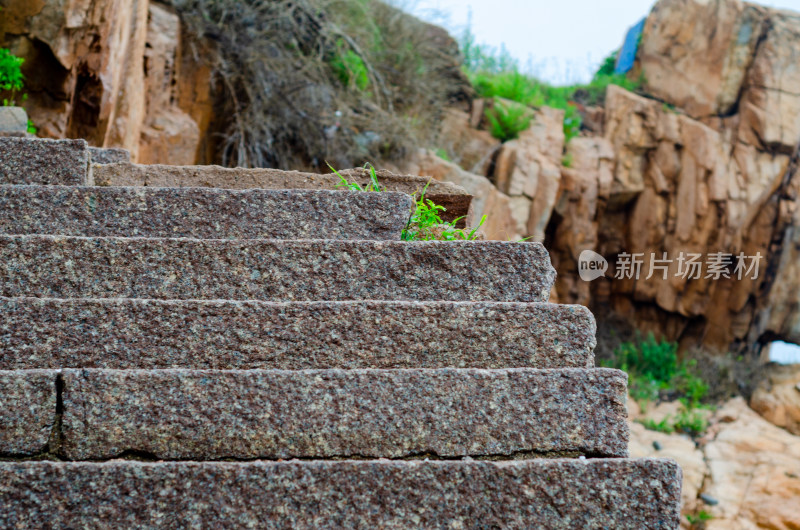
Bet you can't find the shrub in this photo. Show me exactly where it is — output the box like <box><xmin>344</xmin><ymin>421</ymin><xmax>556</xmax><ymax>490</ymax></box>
<box><xmin>330</xmin><ymin>40</ymin><xmax>370</xmax><ymax>92</ymax></box>
<box><xmin>166</xmin><ymin>0</ymin><xmax>463</xmax><ymax>169</ymax></box>
<box><xmin>0</xmin><ymin>48</ymin><xmax>25</xmax><ymax>106</ymax></box>
<box><xmin>485</xmin><ymin>98</ymin><xmax>532</xmax><ymax>142</ymax></box>
<box><xmin>603</xmin><ymin>332</ymin><xmax>709</xmax><ymax>407</ymax></box>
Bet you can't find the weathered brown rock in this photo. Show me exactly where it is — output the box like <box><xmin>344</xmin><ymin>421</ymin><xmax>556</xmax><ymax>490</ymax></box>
<box><xmin>438</xmin><ymin>107</ymin><xmax>500</xmax><ymax>173</ymax></box>
<box><xmin>0</xmin><ymin>370</ymin><xmax>57</xmax><ymax>456</ymax></box>
<box><xmin>60</xmin><ymin>368</ymin><xmax>628</xmax><ymax>460</ymax></box>
<box><xmin>737</xmin><ymin>8</ymin><xmax>800</xmax><ymax>152</ymax></box>
<box><xmin>0</xmin><ymin>137</ymin><xmax>88</xmax><ymax>185</ymax></box>
<box><xmin>0</xmin><ymin>236</ymin><xmax>555</xmax><ymax>302</ymax></box>
<box><xmin>0</xmin><ymin>0</ymin><xmax>149</xmax><ymax>152</ymax></box>
<box><xmin>700</xmin><ymin>398</ymin><xmax>800</xmax><ymax>529</ymax></box>
<box><xmin>94</xmin><ymin>162</ymin><xmax>472</xmax><ymax>225</ymax></box>
<box><xmin>750</xmin><ymin>363</ymin><xmax>800</xmax><ymax>435</ymax></box>
<box><xmin>639</xmin><ymin>0</ymin><xmax>766</xmax><ymax>117</ymax></box>
<box><xmin>0</xmin><ymin>186</ymin><xmax>413</xmax><ymax>240</ymax></box>
<box><xmin>0</xmin><ymin>459</ymin><xmax>682</xmax><ymax>528</ymax></box>
<box><xmin>137</xmin><ymin>3</ymin><xmax>200</xmax><ymax>165</ymax></box>
<box><xmin>0</xmin><ymin>299</ymin><xmax>595</xmax><ymax>370</ymax></box>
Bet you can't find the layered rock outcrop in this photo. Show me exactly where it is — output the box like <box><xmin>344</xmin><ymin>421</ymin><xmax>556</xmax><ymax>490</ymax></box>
<box><xmin>0</xmin><ymin>0</ymin><xmax>205</xmax><ymax>163</ymax></box>
<box><xmin>414</xmin><ymin>0</ymin><xmax>800</xmax><ymax>356</ymax></box>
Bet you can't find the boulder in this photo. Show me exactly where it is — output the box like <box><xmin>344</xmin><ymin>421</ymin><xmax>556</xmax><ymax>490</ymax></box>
<box><xmin>750</xmin><ymin>364</ymin><xmax>800</xmax><ymax>435</ymax></box>
<box><xmin>639</xmin><ymin>0</ymin><xmax>766</xmax><ymax>116</ymax></box>
<box><xmin>0</xmin><ymin>107</ymin><xmax>28</xmax><ymax>135</ymax></box>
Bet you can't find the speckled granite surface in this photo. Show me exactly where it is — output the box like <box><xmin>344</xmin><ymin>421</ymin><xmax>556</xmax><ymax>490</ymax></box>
<box><xmin>60</xmin><ymin>368</ymin><xmax>628</xmax><ymax>460</ymax></box>
<box><xmin>93</xmin><ymin>163</ymin><xmax>472</xmax><ymax>225</ymax></box>
<box><xmin>0</xmin><ymin>186</ymin><xmax>412</xmax><ymax>240</ymax></box>
<box><xmin>0</xmin><ymin>298</ymin><xmax>594</xmax><ymax>369</ymax></box>
<box><xmin>0</xmin><ymin>237</ymin><xmax>555</xmax><ymax>302</ymax></box>
<box><xmin>88</xmin><ymin>147</ymin><xmax>130</xmax><ymax>165</ymax></box>
<box><xmin>0</xmin><ymin>459</ymin><xmax>682</xmax><ymax>528</ymax></box>
<box><xmin>0</xmin><ymin>138</ymin><xmax>88</xmax><ymax>185</ymax></box>
<box><xmin>0</xmin><ymin>370</ymin><xmax>57</xmax><ymax>455</ymax></box>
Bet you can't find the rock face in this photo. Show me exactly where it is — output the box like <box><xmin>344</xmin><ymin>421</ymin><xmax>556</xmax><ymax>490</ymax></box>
<box><xmin>0</xmin><ymin>0</ymin><xmax>200</xmax><ymax>163</ymax></box>
<box><xmin>423</xmin><ymin>0</ymin><xmax>800</xmax><ymax>355</ymax></box>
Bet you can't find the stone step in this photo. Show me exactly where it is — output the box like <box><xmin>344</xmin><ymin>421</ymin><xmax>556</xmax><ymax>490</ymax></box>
<box><xmin>0</xmin><ymin>370</ymin><xmax>55</xmax><ymax>456</ymax></box>
<box><xmin>0</xmin><ymin>460</ymin><xmax>682</xmax><ymax>528</ymax></box>
<box><xmin>0</xmin><ymin>298</ymin><xmax>594</xmax><ymax>370</ymax></box>
<box><xmin>94</xmin><ymin>163</ymin><xmax>473</xmax><ymax>225</ymax></box>
<box><xmin>0</xmin><ymin>137</ymin><xmax>89</xmax><ymax>186</ymax></box>
<box><xmin>0</xmin><ymin>186</ymin><xmax>412</xmax><ymax>240</ymax></box>
<box><xmin>2</xmin><ymin>368</ymin><xmax>628</xmax><ymax>459</ymax></box>
<box><xmin>0</xmin><ymin>237</ymin><xmax>554</xmax><ymax>302</ymax></box>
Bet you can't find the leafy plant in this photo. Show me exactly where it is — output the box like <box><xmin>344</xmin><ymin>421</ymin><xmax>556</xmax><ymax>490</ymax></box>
<box><xmin>561</xmin><ymin>152</ymin><xmax>573</xmax><ymax>168</ymax></box>
<box><xmin>330</xmin><ymin>39</ymin><xmax>370</xmax><ymax>92</ymax></box>
<box><xmin>402</xmin><ymin>182</ymin><xmax>486</xmax><ymax>241</ymax></box>
<box><xmin>673</xmin><ymin>404</ymin><xmax>709</xmax><ymax>436</ymax></box>
<box><xmin>1</xmin><ymin>48</ymin><xmax>26</xmax><ymax>107</ymax></box>
<box><xmin>686</xmin><ymin>510</ymin><xmax>714</xmax><ymax>527</ymax></box>
<box><xmin>602</xmin><ymin>332</ymin><xmax>709</xmax><ymax>407</ymax></box>
<box><xmin>639</xmin><ymin>417</ymin><xmax>673</xmax><ymax>434</ymax></box>
<box><xmin>327</xmin><ymin>162</ymin><xmax>488</xmax><ymax>241</ymax></box>
<box><xmin>563</xmin><ymin>104</ymin><xmax>581</xmax><ymax>143</ymax></box>
<box><xmin>329</xmin><ymin>162</ymin><xmax>383</xmax><ymax>192</ymax></box>
<box><xmin>485</xmin><ymin>98</ymin><xmax>532</xmax><ymax>142</ymax></box>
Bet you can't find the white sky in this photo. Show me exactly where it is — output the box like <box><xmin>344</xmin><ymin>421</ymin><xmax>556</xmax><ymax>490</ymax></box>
<box><xmin>768</xmin><ymin>341</ymin><xmax>800</xmax><ymax>364</ymax></box>
<box><xmin>409</xmin><ymin>0</ymin><xmax>800</xmax><ymax>85</ymax></box>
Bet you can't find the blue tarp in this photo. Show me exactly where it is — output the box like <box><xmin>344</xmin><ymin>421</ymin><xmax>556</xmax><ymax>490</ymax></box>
<box><xmin>615</xmin><ymin>18</ymin><xmax>645</xmax><ymax>74</ymax></box>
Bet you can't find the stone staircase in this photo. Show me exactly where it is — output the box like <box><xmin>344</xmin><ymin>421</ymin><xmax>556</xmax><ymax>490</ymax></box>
<box><xmin>0</xmin><ymin>137</ymin><xmax>681</xmax><ymax>528</ymax></box>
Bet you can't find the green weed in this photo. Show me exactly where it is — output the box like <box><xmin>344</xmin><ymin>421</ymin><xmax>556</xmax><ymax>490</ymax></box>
<box><xmin>0</xmin><ymin>48</ymin><xmax>24</xmax><ymax>103</ymax></box>
<box><xmin>328</xmin><ymin>162</ymin><xmax>487</xmax><ymax>241</ymax></box>
<box><xmin>639</xmin><ymin>417</ymin><xmax>673</xmax><ymax>434</ymax></box>
<box><xmin>602</xmin><ymin>333</ymin><xmax>710</xmax><ymax>406</ymax></box>
<box><xmin>403</xmin><ymin>182</ymin><xmax>486</xmax><ymax>241</ymax></box>
<box><xmin>561</xmin><ymin>152</ymin><xmax>573</xmax><ymax>168</ymax></box>
<box><xmin>329</xmin><ymin>162</ymin><xmax>384</xmax><ymax>192</ymax></box>
<box><xmin>686</xmin><ymin>510</ymin><xmax>714</xmax><ymax>527</ymax></box>
<box><xmin>485</xmin><ymin>98</ymin><xmax>533</xmax><ymax>142</ymax></box>
<box><xmin>330</xmin><ymin>39</ymin><xmax>370</xmax><ymax>92</ymax></box>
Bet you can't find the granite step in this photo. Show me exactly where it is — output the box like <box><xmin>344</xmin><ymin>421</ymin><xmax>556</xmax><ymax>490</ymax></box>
<box><xmin>0</xmin><ymin>298</ymin><xmax>595</xmax><ymax>370</ymax></box>
<box><xmin>0</xmin><ymin>186</ymin><xmax>413</xmax><ymax>240</ymax></box>
<box><xmin>2</xmin><ymin>368</ymin><xmax>628</xmax><ymax>459</ymax></box>
<box><xmin>0</xmin><ymin>370</ymin><xmax>56</xmax><ymax>456</ymax></box>
<box><xmin>0</xmin><ymin>237</ymin><xmax>554</xmax><ymax>302</ymax></box>
<box><xmin>0</xmin><ymin>137</ymin><xmax>89</xmax><ymax>186</ymax></box>
<box><xmin>0</xmin><ymin>460</ymin><xmax>682</xmax><ymax>529</ymax></box>
<box><xmin>94</xmin><ymin>163</ymin><xmax>473</xmax><ymax>225</ymax></box>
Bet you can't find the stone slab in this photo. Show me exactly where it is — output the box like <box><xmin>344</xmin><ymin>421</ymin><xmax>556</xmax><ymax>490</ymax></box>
<box><xmin>0</xmin><ymin>459</ymin><xmax>682</xmax><ymax>529</ymax></box>
<box><xmin>0</xmin><ymin>370</ymin><xmax>57</xmax><ymax>456</ymax></box>
<box><xmin>60</xmin><ymin>368</ymin><xmax>628</xmax><ymax>460</ymax></box>
<box><xmin>0</xmin><ymin>298</ymin><xmax>595</xmax><ymax>370</ymax></box>
<box><xmin>0</xmin><ymin>237</ymin><xmax>555</xmax><ymax>302</ymax></box>
<box><xmin>0</xmin><ymin>186</ymin><xmax>413</xmax><ymax>240</ymax></box>
<box><xmin>0</xmin><ymin>107</ymin><xmax>27</xmax><ymax>134</ymax></box>
<box><xmin>88</xmin><ymin>147</ymin><xmax>130</xmax><ymax>165</ymax></box>
<box><xmin>93</xmin><ymin>163</ymin><xmax>472</xmax><ymax>225</ymax></box>
<box><xmin>0</xmin><ymin>137</ymin><xmax>89</xmax><ymax>185</ymax></box>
